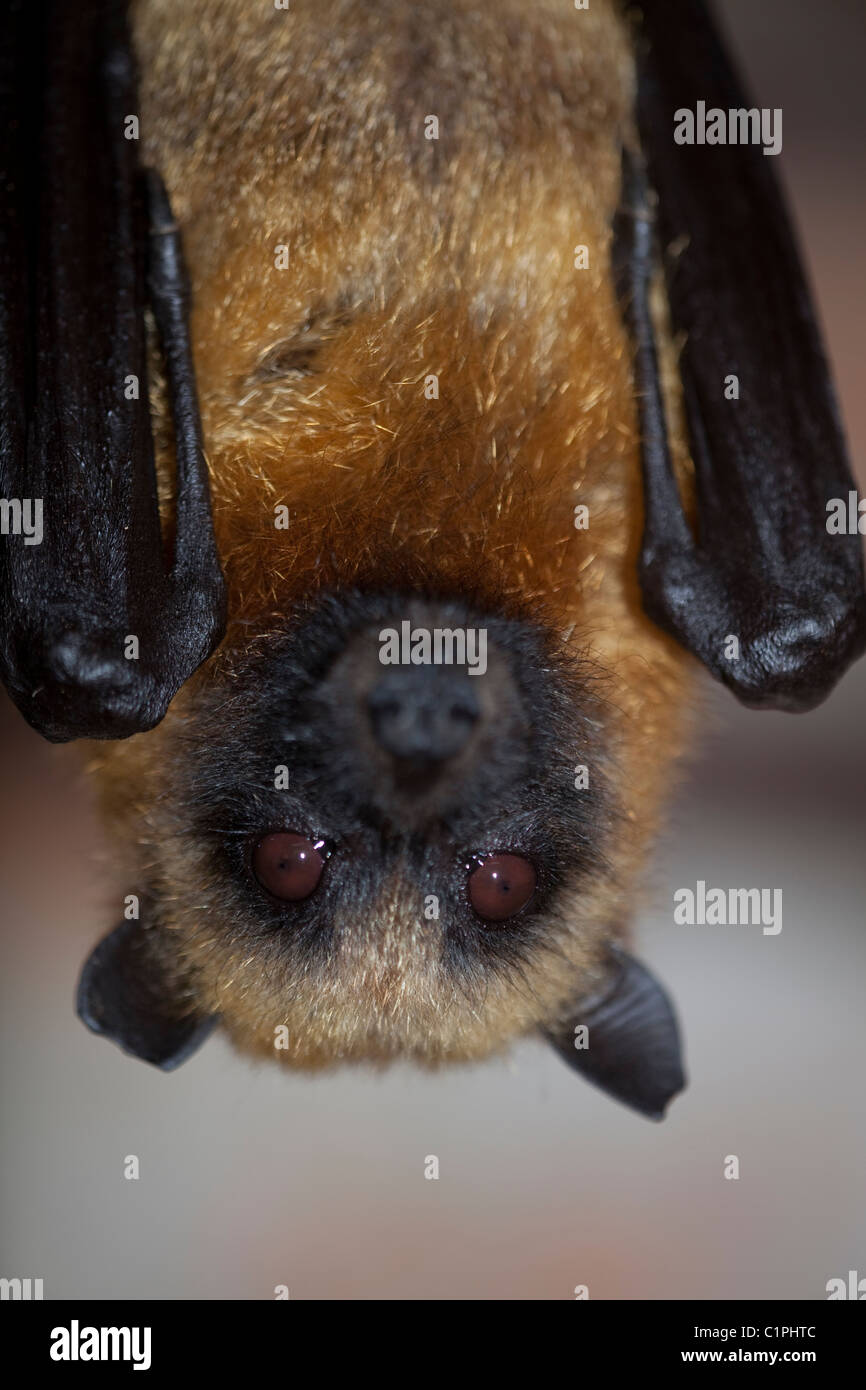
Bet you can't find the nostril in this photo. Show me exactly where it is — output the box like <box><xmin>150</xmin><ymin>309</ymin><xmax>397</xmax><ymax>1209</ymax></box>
<box><xmin>449</xmin><ymin>697</ymin><xmax>478</xmax><ymax>724</ymax></box>
<box><xmin>373</xmin><ymin>697</ymin><xmax>401</xmax><ymax>721</ymax></box>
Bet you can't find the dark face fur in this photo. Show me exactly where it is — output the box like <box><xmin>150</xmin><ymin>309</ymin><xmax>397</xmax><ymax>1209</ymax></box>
<box><xmin>143</xmin><ymin>592</ymin><xmax>613</xmax><ymax>1065</ymax></box>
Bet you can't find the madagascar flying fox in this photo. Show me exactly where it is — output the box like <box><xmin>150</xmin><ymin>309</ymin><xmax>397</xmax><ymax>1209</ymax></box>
<box><xmin>1</xmin><ymin>0</ymin><xmax>863</xmax><ymax>1118</ymax></box>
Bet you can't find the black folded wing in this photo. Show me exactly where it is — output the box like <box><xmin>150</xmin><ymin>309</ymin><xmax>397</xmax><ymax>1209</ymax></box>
<box><xmin>616</xmin><ymin>0</ymin><xmax>866</xmax><ymax>710</ymax></box>
<box><xmin>0</xmin><ymin>0</ymin><xmax>225</xmax><ymax>741</ymax></box>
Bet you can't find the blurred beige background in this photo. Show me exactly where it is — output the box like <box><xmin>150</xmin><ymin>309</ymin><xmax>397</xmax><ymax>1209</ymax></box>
<box><xmin>1</xmin><ymin>0</ymin><xmax>864</xmax><ymax>1300</ymax></box>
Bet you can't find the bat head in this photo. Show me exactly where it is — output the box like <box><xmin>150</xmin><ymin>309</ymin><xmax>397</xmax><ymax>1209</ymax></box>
<box><xmin>79</xmin><ymin>587</ymin><xmax>686</xmax><ymax>1118</ymax></box>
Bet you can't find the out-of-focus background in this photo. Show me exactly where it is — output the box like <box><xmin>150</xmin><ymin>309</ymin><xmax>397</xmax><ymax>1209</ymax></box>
<box><xmin>1</xmin><ymin>0</ymin><xmax>864</xmax><ymax>1300</ymax></box>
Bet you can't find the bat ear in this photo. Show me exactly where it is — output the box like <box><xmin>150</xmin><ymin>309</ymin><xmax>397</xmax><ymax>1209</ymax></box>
<box><xmin>76</xmin><ymin>918</ymin><xmax>217</xmax><ymax>1070</ymax></box>
<box><xmin>544</xmin><ymin>947</ymin><xmax>686</xmax><ymax>1120</ymax></box>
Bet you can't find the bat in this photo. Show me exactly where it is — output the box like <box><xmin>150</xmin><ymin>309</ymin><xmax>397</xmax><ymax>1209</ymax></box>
<box><xmin>2</xmin><ymin>0</ymin><xmax>863</xmax><ymax>1120</ymax></box>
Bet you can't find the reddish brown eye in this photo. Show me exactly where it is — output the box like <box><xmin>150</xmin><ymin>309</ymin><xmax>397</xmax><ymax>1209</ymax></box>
<box><xmin>468</xmin><ymin>854</ymin><xmax>537</xmax><ymax>921</ymax></box>
<box><xmin>252</xmin><ymin>832</ymin><xmax>325</xmax><ymax>901</ymax></box>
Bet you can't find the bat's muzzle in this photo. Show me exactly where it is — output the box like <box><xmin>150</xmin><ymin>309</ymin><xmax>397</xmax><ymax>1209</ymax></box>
<box><xmin>367</xmin><ymin>667</ymin><xmax>480</xmax><ymax>767</ymax></box>
<box><xmin>298</xmin><ymin>592</ymin><xmax>533</xmax><ymax>827</ymax></box>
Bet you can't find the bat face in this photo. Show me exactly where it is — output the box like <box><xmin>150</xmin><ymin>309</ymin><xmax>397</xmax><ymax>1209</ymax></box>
<box><xmin>87</xmin><ymin>572</ymin><xmax>694</xmax><ymax>1099</ymax></box>
<box><xmin>115</xmin><ymin>592</ymin><xmax>625</xmax><ymax>1066</ymax></box>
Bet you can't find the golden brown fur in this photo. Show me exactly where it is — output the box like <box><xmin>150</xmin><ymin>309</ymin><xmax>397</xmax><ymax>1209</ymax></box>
<box><xmin>87</xmin><ymin>0</ymin><xmax>696</xmax><ymax>1067</ymax></box>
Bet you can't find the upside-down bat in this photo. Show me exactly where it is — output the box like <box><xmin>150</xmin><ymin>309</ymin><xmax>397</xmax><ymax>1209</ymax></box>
<box><xmin>2</xmin><ymin>0</ymin><xmax>863</xmax><ymax>1120</ymax></box>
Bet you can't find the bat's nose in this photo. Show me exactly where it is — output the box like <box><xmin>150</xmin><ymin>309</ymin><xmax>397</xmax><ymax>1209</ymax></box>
<box><xmin>367</xmin><ymin>668</ymin><xmax>480</xmax><ymax>766</ymax></box>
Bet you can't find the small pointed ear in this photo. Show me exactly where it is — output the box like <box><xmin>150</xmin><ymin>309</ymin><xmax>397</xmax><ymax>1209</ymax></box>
<box><xmin>76</xmin><ymin>918</ymin><xmax>218</xmax><ymax>1070</ymax></box>
<box><xmin>544</xmin><ymin>947</ymin><xmax>686</xmax><ymax>1120</ymax></box>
